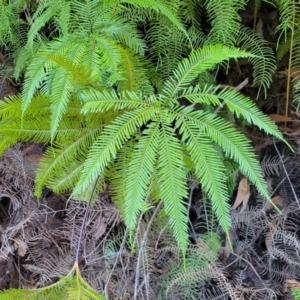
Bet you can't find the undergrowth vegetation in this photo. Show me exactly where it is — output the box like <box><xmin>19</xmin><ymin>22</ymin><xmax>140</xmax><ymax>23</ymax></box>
<box><xmin>0</xmin><ymin>0</ymin><xmax>300</xmax><ymax>299</ymax></box>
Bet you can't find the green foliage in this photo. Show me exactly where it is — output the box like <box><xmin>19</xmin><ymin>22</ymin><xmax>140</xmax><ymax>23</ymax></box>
<box><xmin>0</xmin><ymin>44</ymin><xmax>284</xmax><ymax>256</ymax></box>
<box><xmin>0</xmin><ymin>263</ymin><xmax>106</xmax><ymax>300</ymax></box>
<box><xmin>274</xmin><ymin>0</ymin><xmax>300</xmax><ymax>104</ymax></box>
<box><xmin>236</xmin><ymin>26</ymin><xmax>277</xmax><ymax>98</ymax></box>
<box><xmin>293</xmin><ymin>287</ymin><xmax>300</xmax><ymax>300</ymax></box>
<box><xmin>204</xmin><ymin>0</ymin><xmax>247</xmax><ymax>45</ymax></box>
<box><xmin>0</xmin><ymin>0</ymin><xmax>28</xmax><ymax>50</ymax></box>
<box><xmin>0</xmin><ymin>0</ymin><xmax>286</xmax><ymax>271</ymax></box>
<box><xmin>158</xmin><ymin>233</ymin><xmax>221</xmax><ymax>299</ymax></box>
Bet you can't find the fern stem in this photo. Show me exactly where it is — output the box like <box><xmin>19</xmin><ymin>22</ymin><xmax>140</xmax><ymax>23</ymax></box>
<box><xmin>188</xmin><ymin>185</ymin><xmax>197</xmax><ymax>241</ymax></box>
<box><xmin>104</xmin><ymin>229</ymin><xmax>129</xmax><ymax>297</ymax></box>
<box><xmin>134</xmin><ymin>201</ymin><xmax>163</xmax><ymax>300</ymax></box>
<box><xmin>213</xmin><ymin>78</ymin><xmax>249</xmax><ymax>114</ymax></box>
<box><xmin>253</xmin><ymin>0</ymin><xmax>258</xmax><ymax>31</ymax></box>
<box><xmin>286</xmin><ymin>5</ymin><xmax>296</xmax><ymax>120</ymax></box>
<box><xmin>74</xmin><ymin>177</ymin><xmax>99</xmax><ymax>264</ymax></box>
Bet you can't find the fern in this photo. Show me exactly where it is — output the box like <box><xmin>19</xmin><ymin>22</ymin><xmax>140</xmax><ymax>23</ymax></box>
<box><xmin>274</xmin><ymin>0</ymin><xmax>300</xmax><ymax>111</ymax></box>
<box><xmin>204</xmin><ymin>0</ymin><xmax>247</xmax><ymax>45</ymax></box>
<box><xmin>293</xmin><ymin>288</ymin><xmax>300</xmax><ymax>300</ymax></box>
<box><xmin>69</xmin><ymin>45</ymin><xmax>284</xmax><ymax>254</ymax></box>
<box><xmin>236</xmin><ymin>26</ymin><xmax>277</xmax><ymax>98</ymax></box>
<box><xmin>159</xmin><ymin>233</ymin><xmax>221</xmax><ymax>299</ymax></box>
<box><xmin>0</xmin><ymin>263</ymin><xmax>106</xmax><ymax>300</ymax></box>
<box><xmin>0</xmin><ymin>43</ymin><xmax>284</xmax><ymax>255</ymax></box>
<box><xmin>0</xmin><ymin>0</ymin><xmax>28</xmax><ymax>51</ymax></box>
<box><xmin>15</xmin><ymin>0</ymin><xmax>189</xmax><ymax>140</ymax></box>
<box><xmin>0</xmin><ymin>0</ymin><xmax>289</xmax><ymax>274</ymax></box>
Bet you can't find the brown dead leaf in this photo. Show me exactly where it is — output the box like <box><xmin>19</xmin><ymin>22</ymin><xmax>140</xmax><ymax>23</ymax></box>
<box><xmin>265</xmin><ymin>195</ymin><xmax>284</xmax><ymax>211</ymax></box>
<box><xmin>285</xmin><ymin>279</ymin><xmax>300</xmax><ymax>289</ymax></box>
<box><xmin>231</xmin><ymin>177</ymin><xmax>250</xmax><ymax>212</ymax></box>
<box><xmin>14</xmin><ymin>238</ymin><xmax>27</xmax><ymax>257</ymax></box>
<box><xmin>92</xmin><ymin>216</ymin><xmax>107</xmax><ymax>240</ymax></box>
<box><xmin>268</xmin><ymin>114</ymin><xmax>292</xmax><ymax>123</ymax></box>
<box><xmin>25</xmin><ymin>154</ymin><xmax>44</xmax><ymax>165</ymax></box>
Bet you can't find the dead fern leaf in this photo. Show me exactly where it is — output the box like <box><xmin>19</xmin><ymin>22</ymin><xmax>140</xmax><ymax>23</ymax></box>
<box><xmin>231</xmin><ymin>177</ymin><xmax>250</xmax><ymax>212</ymax></box>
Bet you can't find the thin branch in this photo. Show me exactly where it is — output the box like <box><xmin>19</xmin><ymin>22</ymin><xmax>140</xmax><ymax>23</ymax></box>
<box><xmin>134</xmin><ymin>201</ymin><xmax>163</xmax><ymax>300</ymax></box>
<box><xmin>75</xmin><ymin>178</ymin><xmax>99</xmax><ymax>264</ymax></box>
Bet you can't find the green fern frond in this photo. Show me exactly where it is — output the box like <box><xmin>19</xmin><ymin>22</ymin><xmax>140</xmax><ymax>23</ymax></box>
<box><xmin>181</xmin><ymin>109</ymin><xmax>270</xmax><ymax>201</ymax></box>
<box><xmin>43</xmin><ymin>51</ymin><xmax>99</xmax><ymax>86</ymax></box>
<box><xmin>74</xmin><ymin>106</ymin><xmax>158</xmax><ymax>195</ymax></box>
<box><xmin>175</xmin><ymin>112</ymin><xmax>231</xmax><ymax>235</ymax></box>
<box><xmin>217</xmin><ymin>87</ymin><xmax>284</xmax><ymax>139</ymax></box>
<box><xmin>108</xmin><ymin>141</ymin><xmax>135</xmax><ymax>216</ymax></box>
<box><xmin>81</xmin><ymin>90</ymin><xmax>146</xmax><ymax>113</ymax></box>
<box><xmin>98</xmin><ymin>17</ymin><xmax>146</xmax><ymax>55</ymax></box>
<box><xmin>236</xmin><ymin>26</ymin><xmax>277</xmax><ymax>98</ymax></box>
<box><xmin>14</xmin><ymin>42</ymin><xmax>45</xmax><ymax>80</ymax></box>
<box><xmin>293</xmin><ymin>287</ymin><xmax>300</xmax><ymax>300</ymax></box>
<box><xmin>275</xmin><ymin>0</ymin><xmax>300</xmax><ymax>38</ymax></box>
<box><xmin>275</xmin><ymin>0</ymin><xmax>300</xmax><ymax>109</ymax></box>
<box><xmin>49</xmin><ymin>67</ymin><xmax>76</xmax><ymax>138</ymax></box>
<box><xmin>21</xmin><ymin>39</ymin><xmax>69</xmax><ymax>112</ymax></box>
<box><xmin>160</xmin><ymin>233</ymin><xmax>221</xmax><ymax>299</ymax></box>
<box><xmin>124</xmin><ymin>122</ymin><xmax>160</xmax><ymax>230</ymax></box>
<box><xmin>162</xmin><ymin>45</ymin><xmax>257</xmax><ymax>99</ymax></box>
<box><xmin>0</xmin><ymin>263</ymin><xmax>106</xmax><ymax>300</ymax></box>
<box><xmin>204</xmin><ymin>0</ymin><xmax>247</xmax><ymax>45</ymax></box>
<box><xmin>107</xmin><ymin>0</ymin><xmax>188</xmax><ymax>37</ymax></box>
<box><xmin>0</xmin><ymin>0</ymin><xmax>28</xmax><ymax>50</ymax></box>
<box><xmin>35</xmin><ymin>127</ymin><xmax>102</xmax><ymax>197</ymax></box>
<box><xmin>114</xmin><ymin>47</ymin><xmax>154</xmax><ymax>94</ymax></box>
<box><xmin>146</xmin><ymin>16</ymin><xmax>191</xmax><ymax>81</ymax></box>
<box><xmin>26</xmin><ymin>0</ymin><xmax>71</xmax><ymax>47</ymax></box>
<box><xmin>180</xmin><ymin>84</ymin><xmax>221</xmax><ymax>105</ymax></box>
<box><xmin>158</xmin><ymin>120</ymin><xmax>189</xmax><ymax>254</ymax></box>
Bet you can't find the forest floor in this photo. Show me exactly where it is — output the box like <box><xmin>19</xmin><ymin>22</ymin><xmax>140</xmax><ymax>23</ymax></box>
<box><xmin>1</xmin><ymin>5</ymin><xmax>300</xmax><ymax>300</ymax></box>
